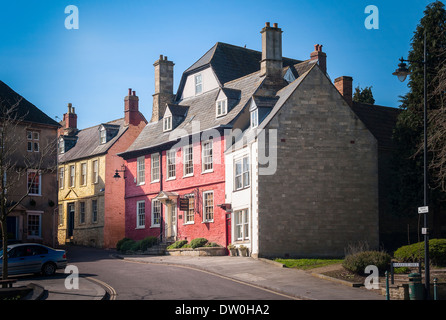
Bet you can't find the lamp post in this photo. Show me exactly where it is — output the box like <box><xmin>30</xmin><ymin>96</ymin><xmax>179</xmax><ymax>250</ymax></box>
<box><xmin>393</xmin><ymin>31</ymin><xmax>430</xmax><ymax>299</ymax></box>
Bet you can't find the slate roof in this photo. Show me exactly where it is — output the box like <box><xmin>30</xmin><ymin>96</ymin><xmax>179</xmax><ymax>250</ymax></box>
<box><xmin>58</xmin><ymin>118</ymin><xmax>127</xmax><ymax>163</ymax></box>
<box><xmin>350</xmin><ymin>102</ymin><xmax>400</xmax><ymax>149</ymax></box>
<box><xmin>0</xmin><ymin>80</ymin><xmax>60</xmax><ymax>127</ymax></box>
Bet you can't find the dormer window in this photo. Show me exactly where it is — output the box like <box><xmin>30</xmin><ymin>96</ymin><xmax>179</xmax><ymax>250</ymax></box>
<box><xmin>194</xmin><ymin>74</ymin><xmax>202</xmax><ymax>95</ymax></box>
<box><xmin>216</xmin><ymin>99</ymin><xmax>227</xmax><ymax>117</ymax></box>
<box><xmin>163</xmin><ymin>116</ymin><xmax>172</xmax><ymax>132</ymax></box>
<box><xmin>100</xmin><ymin>127</ymin><xmax>107</xmax><ymax>144</ymax></box>
<box><xmin>251</xmin><ymin>109</ymin><xmax>258</xmax><ymax>128</ymax></box>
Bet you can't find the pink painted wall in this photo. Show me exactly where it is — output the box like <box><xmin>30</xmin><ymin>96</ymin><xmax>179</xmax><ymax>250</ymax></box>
<box><xmin>124</xmin><ymin>135</ymin><xmax>228</xmax><ymax>246</ymax></box>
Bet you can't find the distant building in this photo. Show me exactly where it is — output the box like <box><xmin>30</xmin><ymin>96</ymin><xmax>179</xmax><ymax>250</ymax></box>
<box><xmin>0</xmin><ymin>80</ymin><xmax>60</xmax><ymax>246</ymax></box>
<box><xmin>57</xmin><ymin>89</ymin><xmax>146</xmax><ymax>248</ymax></box>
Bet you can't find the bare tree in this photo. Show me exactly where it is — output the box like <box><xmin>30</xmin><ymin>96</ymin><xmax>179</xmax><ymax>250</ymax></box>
<box><xmin>0</xmin><ymin>98</ymin><xmax>57</xmax><ymax>284</ymax></box>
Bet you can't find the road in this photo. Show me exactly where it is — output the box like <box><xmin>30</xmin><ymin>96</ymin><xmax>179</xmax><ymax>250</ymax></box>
<box><xmin>65</xmin><ymin>246</ymin><xmax>294</xmax><ymax>300</ymax></box>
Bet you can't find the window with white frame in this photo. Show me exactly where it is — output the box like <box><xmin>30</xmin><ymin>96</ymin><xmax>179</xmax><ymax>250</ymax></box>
<box><xmin>136</xmin><ymin>200</ymin><xmax>145</xmax><ymax>228</ymax></box>
<box><xmin>163</xmin><ymin>116</ymin><xmax>172</xmax><ymax>132</ymax></box>
<box><xmin>27</xmin><ymin>212</ymin><xmax>42</xmax><ymax>238</ymax></box>
<box><xmin>92</xmin><ymin>199</ymin><xmax>98</xmax><ymax>223</ymax></box>
<box><xmin>137</xmin><ymin>156</ymin><xmax>145</xmax><ymax>185</ymax></box>
<box><xmin>251</xmin><ymin>109</ymin><xmax>258</xmax><ymax>128</ymax></box>
<box><xmin>216</xmin><ymin>99</ymin><xmax>227</xmax><ymax>117</ymax></box>
<box><xmin>69</xmin><ymin>165</ymin><xmax>75</xmax><ymax>187</ymax></box>
<box><xmin>58</xmin><ymin>138</ymin><xmax>65</xmax><ymax>154</ymax></box>
<box><xmin>183</xmin><ymin>145</ymin><xmax>193</xmax><ymax>176</ymax></box>
<box><xmin>235</xmin><ymin>209</ymin><xmax>249</xmax><ymax>240</ymax></box>
<box><xmin>100</xmin><ymin>128</ymin><xmax>107</xmax><ymax>144</ymax></box>
<box><xmin>92</xmin><ymin>160</ymin><xmax>99</xmax><ymax>184</ymax></box>
<box><xmin>59</xmin><ymin>167</ymin><xmax>64</xmax><ymax>189</ymax></box>
<box><xmin>235</xmin><ymin>156</ymin><xmax>250</xmax><ymax>190</ymax></box>
<box><xmin>81</xmin><ymin>163</ymin><xmax>87</xmax><ymax>186</ymax></box>
<box><xmin>184</xmin><ymin>194</ymin><xmax>195</xmax><ymax>224</ymax></box>
<box><xmin>151</xmin><ymin>199</ymin><xmax>161</xmax><ymax>226</ymax></box>
<box><xmin>58</xmin><ymin>204</ymin><xmax>64</xmax><ymax>226</ymax></box>
<box><xmin>27</xmin><ymin>131</ymin><xmax>40</xmax><ymax>152</ymax></box>
<box><xmin>27</xmin><ymin>170</ymin><xmax>41</xmax><ymax>195</ymax></box>
<box><xmin>195</xmin><ymin>73</ymin><xmax>202</xmax><ymax>95</ymax></box>
<box><xmin>202</xmin><ymin>140</ymin><xmax>213</xmax><ymax>172</ymax></box>
<box><xmin>167</xmin><ymin>149</ymin><xmax>176</xmax><ymax>179</ymax></box>
<box><xmin>203</xmin><ymin>191</ymin><xmax>214</xmax><ymax>222</ymax></box>
<box><xmin>151</xmin><ymin>153</ymin><xmax>160</xmax><ymax>182</ymax></box>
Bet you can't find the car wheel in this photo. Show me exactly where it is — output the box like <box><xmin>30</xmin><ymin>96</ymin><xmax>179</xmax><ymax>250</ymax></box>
<box><xmin>41</xmin><ymin>262</ymin><xmax>56</xmax><ymax>276</ymax></box>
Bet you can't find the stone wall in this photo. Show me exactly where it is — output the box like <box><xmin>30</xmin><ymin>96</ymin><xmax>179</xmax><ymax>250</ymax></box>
<box><xmin>257</xmin><ymin>66</ymin><xmax>379</xmax><ymax>258</ymax></box>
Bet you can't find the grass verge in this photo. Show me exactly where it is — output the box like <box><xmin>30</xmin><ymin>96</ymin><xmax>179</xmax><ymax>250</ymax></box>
<box><xmin>274</xmin><ymin>258</ymin><xmax>343</xmax><ymax>270</ymax></box>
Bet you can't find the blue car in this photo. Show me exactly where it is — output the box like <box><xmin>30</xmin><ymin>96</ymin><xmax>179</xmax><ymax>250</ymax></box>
<box><xmin>0</xmin><ymin>243</ymin><xmax>67</xmax><ymax>276</ymax></box>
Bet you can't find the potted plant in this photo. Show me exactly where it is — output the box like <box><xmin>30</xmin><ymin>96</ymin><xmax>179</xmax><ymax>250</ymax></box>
<box><xmin>227</xmin><ymin>244</ymin><xmax>237</xmax><ymax>256</ymax></box>
<box><xmin>238</xmin><ymin>245</ymin><xmax>249</xmax><ymax>257</ymax></box>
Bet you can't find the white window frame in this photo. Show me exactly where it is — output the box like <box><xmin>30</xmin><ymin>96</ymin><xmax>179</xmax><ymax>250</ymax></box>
<box><xmin>27</xmin><ymin>169</ymin><xmax>41</xmax><ymax>196</ymax></box>
<box><xmin>163</xmin><ymin>116</ymin><xmax>172</xmax><ymax>132</ymax></box>
<box><xmin>183</xmin><ymin>145</ymin><xmax>194</xmax><ymax>177</ymax></box>
<box><xmin>136</xmin><ymin>200</ymin><xmax>145</xmax><ymax>229</ymax></box>
<box><xmin>58</xmin><ymin>138</ymin><xmax>65</xmax><ymax>154</ymax></box>
<box><xmin>202</xmin><ymin>190</ymin><xmax>214</xmax><ymax>223</ymax></box>
<box><xmin>216</xmin><ymin>99</ymin><xmax>227</xmax><ymax>117</ymax></box>
<box><xmin>151</xmin><ymin>153</ymin><xmax>160</xmax><ymax>182</ymax></box>
<box><xmin>184</xmin><ymin>194</ymin><xmax>195</xmax><ymax>224</ymax></box>
<box><xmin>92</xmin><ymin>160</ymin><xmax>99</xmax><ymax>184</ymax></box>
<box><xmin>100</xmin><ymin>127</ymin><xmax>107</xmax><ymax>144</ymax></box>
<box><xmin>235</xmin><ymin>156</ymin><xmax>250</xmax><ymax>190</ymax></box>
<box><xmin>69</xmin><ymin>165</ymin><xmax>75</xmax><ymax>187</ymax></box>
<box><xmin>59</xmin><ymin>167</ymin><xmax>64</xmax><ymax>189</ymax></box>
<box><xmin>80</xmin><ymin>162</ymin><xmax>87</xmax><ymax>186</ymax></box>
<box><xmin>151</xmin><ymin>199</ymin><xmax>161</xmax><ymax>227</ymax></box>
<box><xmin>235</xmin><ymin>209</ymin><xmax>249</xmax><ymax>241</ymax></box>
<box><xmin>27</xmin><ymin>130</ymin><xmax>40</xmax><ymax>152</ymax></box>
<box><xmin>27</xmin><ymin>211</ymin><xmax>42</xmax><ymax>239</ymax></box>
<box><xmin>137</xmin><ymin>156</ymin><xmax>145</xmax><ymax>185</ymax></box>
<box><xmin>166</xmin><ymin>149</ymin><xmax>176</xmax><ymax>180</ymax></box>
<box><xmin>201</xmin><ymin>140</ymin><xmax>213</xmax><ymax>173</ymax></box>
<box><xmin>194</xmin><ymin>73</ymin><xmax>202</xmax><ymax>95</ymax></box>
<box><xmin>251</xmin><ymin>109</ymin><xmax>258</xmax><ymax>128</ymax></box>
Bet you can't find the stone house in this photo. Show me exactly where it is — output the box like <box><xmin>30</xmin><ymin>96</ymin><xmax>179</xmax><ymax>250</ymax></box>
<box><xmin>57</xmin><ymin>89</ymin><xmax>146</xmax><ymax>248</ymax></box>
<box><xmin>0</xmin><ymin>80</ymin><xmax>60</xmax><ymax>246</ymax></box>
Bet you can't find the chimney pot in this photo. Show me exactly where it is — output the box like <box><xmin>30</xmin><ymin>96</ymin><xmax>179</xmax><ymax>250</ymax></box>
<box><xmin>128</xmin><ymin>88</ymin><xmax>132</xmax><ymax>96</ymax></box>
<box><xmin>273</xmin><ymin>23</ymin><xmax>278</xmax><ymax>28</ymax></box>
<box><xmin>265</xmin><ymin>22</ymin><xmax>270</xmax><ymax>27</ymax></box>
<box><xmin>132</xmin><ymin>90</ymin><xmax>136</xmax><ymax>96</ymax></box>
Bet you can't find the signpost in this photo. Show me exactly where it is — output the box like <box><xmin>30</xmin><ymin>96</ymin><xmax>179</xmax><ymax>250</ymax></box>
<box><xmin>390</xmin><ymin>262</ymin><xmax>420</xmax><ymax>284</ymax></box>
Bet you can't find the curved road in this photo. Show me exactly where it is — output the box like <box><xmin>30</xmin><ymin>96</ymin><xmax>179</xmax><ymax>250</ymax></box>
<box><xmin>65</xmin><ymin>246</ymin><xmax>294</xmax><ymax>300</ymax></box>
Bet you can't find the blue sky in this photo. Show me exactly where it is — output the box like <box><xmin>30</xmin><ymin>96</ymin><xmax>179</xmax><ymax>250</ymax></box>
<box><xmin>0</xmin><ymin>0</ymin><xmax>434</xmax><ymax>129</ymax></box>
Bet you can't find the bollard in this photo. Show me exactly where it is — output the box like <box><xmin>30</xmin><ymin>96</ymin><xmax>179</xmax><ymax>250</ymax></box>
<box><xmin>434</xmin><ymin>278</ymin><xmax>438</xmax><ymax>301</ymax></box>
<box><xmin>385</xmin><ymin>271</ymin><xmax>390</xmax><ymax>300</ymax></box>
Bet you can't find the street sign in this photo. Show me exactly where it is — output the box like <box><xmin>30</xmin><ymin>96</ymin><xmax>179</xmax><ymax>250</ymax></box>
<box><xmin>418</xmin><ymin>206</ymin><xmax>429</xmax><ymax>214</ymax></box>
<box><xmin>179</xmin><ymin>198</ymin><xmax>189</xmax><ymax>211</ymax></box>
<box><xmin>393</xmin><ymin>262</ymin><xmax>419</xmax><ymax>268</ymax></box>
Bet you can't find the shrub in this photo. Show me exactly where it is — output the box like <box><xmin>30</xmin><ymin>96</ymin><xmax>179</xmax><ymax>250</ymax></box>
<box><xmin>139</xmin><ymin>236</ymin><xmax>158</xmax><ymax>251</ymax></box>
<box><xmin>120</xmin><ymin>239</ymin><xmax>136</xmax><ymax>252</ymax></box>
<box><xmin>116</xmin><ymin>238</ymin><xmax>132</xmax><ymax>251</ymax></box>
<box><xmin>168</xmin><ymin>240</ymin><xmax>188</xmax><ymax>249</ymax></box>
<box><xmin>205</xmin><ymin>242</ymin><xmax>220</xmax><ymax>247</ymax></box>
<box><xmin>189</xmin><ymin>238</ymin><xmax>208</xmax><ymax>249</ymax></box>
<box><xmin>343</xmin><ymin>250</ymin><xmax>391</xmax><ymax>275</ymax></box>
<box><xmin>393</xmin><ymin>239</ymin><xmax>446</xmax><ymax>267</ymax></box>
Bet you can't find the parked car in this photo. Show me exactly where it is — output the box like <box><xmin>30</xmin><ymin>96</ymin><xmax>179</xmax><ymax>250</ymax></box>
<box><xmin>0</xmin><ymin>243</ymin><xmax>67</xmax><ymax>276</ymax></box>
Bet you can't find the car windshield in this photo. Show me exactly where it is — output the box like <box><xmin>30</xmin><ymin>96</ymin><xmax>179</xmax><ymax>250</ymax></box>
<box><xmin>0</xmin><ymin>247</ymin><xmax>11</xmax><ymax>257</ymax></box>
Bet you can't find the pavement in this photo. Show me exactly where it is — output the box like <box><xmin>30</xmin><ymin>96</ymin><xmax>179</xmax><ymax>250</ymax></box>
<box><xmin>14</xmin><ymin>252</ymin><xmax>386</xmax><ymax>300</ymax></box>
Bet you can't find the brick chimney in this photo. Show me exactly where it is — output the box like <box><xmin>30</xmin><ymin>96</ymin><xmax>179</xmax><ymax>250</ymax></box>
<box><xmin>310</xmin><ymin>44</ymin><xmax>327</xmax><ymax>74</ymax></box>
<box><xmin>260</xmin><ymin>22</ymin><xmax>283</xmax><ymax>79</ymax></box>
<box><xmin>152</xmin><ymin>55</ymin><xmax>174</xmax><ymax>122</ymax></box>
<box><xmin>124</xmin><ymin>88</ymin><xmax>140</xmax><ymax>126</ymax></box>
<box><xmin>61</xmin><ymin>103</ymin><xmax>77</xmax><ymax>136</ymax></box>
<box><xmin>334</xmin><ymin>76</ymin><xmax>353</xmax><ymax>107</ymax></box>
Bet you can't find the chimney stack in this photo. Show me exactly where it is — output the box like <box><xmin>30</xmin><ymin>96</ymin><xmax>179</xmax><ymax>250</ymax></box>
<box><xmin>152</xmin><ymin>54</ymin><xmax>174</xmax><ymax>122</ymax></box>
<box><xmin>310</xmin><ymin>44</ymin><xmax>327</xmax><ymax>74</ymax></box>
<box><xmin>61</xmin><ymin>103</ymin><xmax>78</xmax><ymax>136</ymax></box>
<box><xmin>334</xmin><ymin>76</ymin><xmax>353</xmax><ymax>107</ymax></box>
<box><xmin>260</xmin><ymin>22</ymin><xmax>283</xmax><ymax>79</ymax></box>
<box><xmin>124</xmin><ymin>88</ymin><xmax>140</xmax><ymax>126</ymax></box>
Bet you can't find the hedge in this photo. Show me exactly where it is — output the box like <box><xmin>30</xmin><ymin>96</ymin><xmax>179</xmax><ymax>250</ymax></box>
<box><xmin>116</xmin><ymin>236</ymin><xmax>158</xmax><ymax>252</ymax></box>
<box><xmin>343</xmin><ymin>250</ymin><xmax>392</xmax><ymax>275</ymax></box>
<box><xmin>393</xmin><ymin>239</ymin><xmax>446</xmax><ymax>267</ymax></box>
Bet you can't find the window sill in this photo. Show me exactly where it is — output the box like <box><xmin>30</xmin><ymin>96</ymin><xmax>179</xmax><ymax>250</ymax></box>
<box><xmin>150</xmin><ymin>179</ymin><xmax>160</xmax><ymax>184</ymax></box>
<box><xmin>183</xmin><ymin>173</ymin><xmax>194</xmax><ymax>178</ymax></box>
<box><xmin>202</xmin><ymin>220</ymin><xmax>214</xmax><ymax>224</ymax></box>
<box><xmin>234</xmin><ymin>186</ymin><xmax>250</xmax><ymax>192</ymax></box>
<box><xmin>201</xmin><ymin>170</ymin><xmax>213</xmax><ymax>174</ymax></box>
<box><xmin>135</xmin><ymin>226</ymin><xmax>145</xmax><ymax>229</ymax></box>
<box><xmin>183</xmin><ymin>221</ymin><xmax>195</xmax><ymax>225</ymax></box>
<box><xmin>166</xmin><ymin>177</ymin><xmax>176</xmax><ymax>181</ymax></box>
<box><xmin>28</xmin><ymin>194</ymin><xmax>42</xmax><ymax>197</ymax></box>
<box><xmin>150</xmin><ymin>225</ymin><xmax>160</xmax><ymax>229</ymax></box>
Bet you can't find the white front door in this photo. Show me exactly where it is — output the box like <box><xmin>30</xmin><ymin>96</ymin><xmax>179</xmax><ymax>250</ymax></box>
<box><xmin>165</xmin><ymin>204</ymin><xmax>177</xmax><ymax>240</ymax></box>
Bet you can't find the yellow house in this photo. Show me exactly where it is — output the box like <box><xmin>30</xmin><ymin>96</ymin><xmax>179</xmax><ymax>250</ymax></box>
<box><xmin>57</xmin><ymin>89</ymin><xmax>146</xmax><ymax>248</ymax></box>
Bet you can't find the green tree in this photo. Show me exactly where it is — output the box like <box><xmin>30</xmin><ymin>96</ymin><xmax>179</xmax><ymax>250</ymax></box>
<box><xmin>353</xmin><ymin>86</ymin><xmax>375</xmax><ymax>104</ymax></box>
<box><xmin>390</xmin><ymin>1</ymin><xmax>446</xmax><ymax>235</ymax></box>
